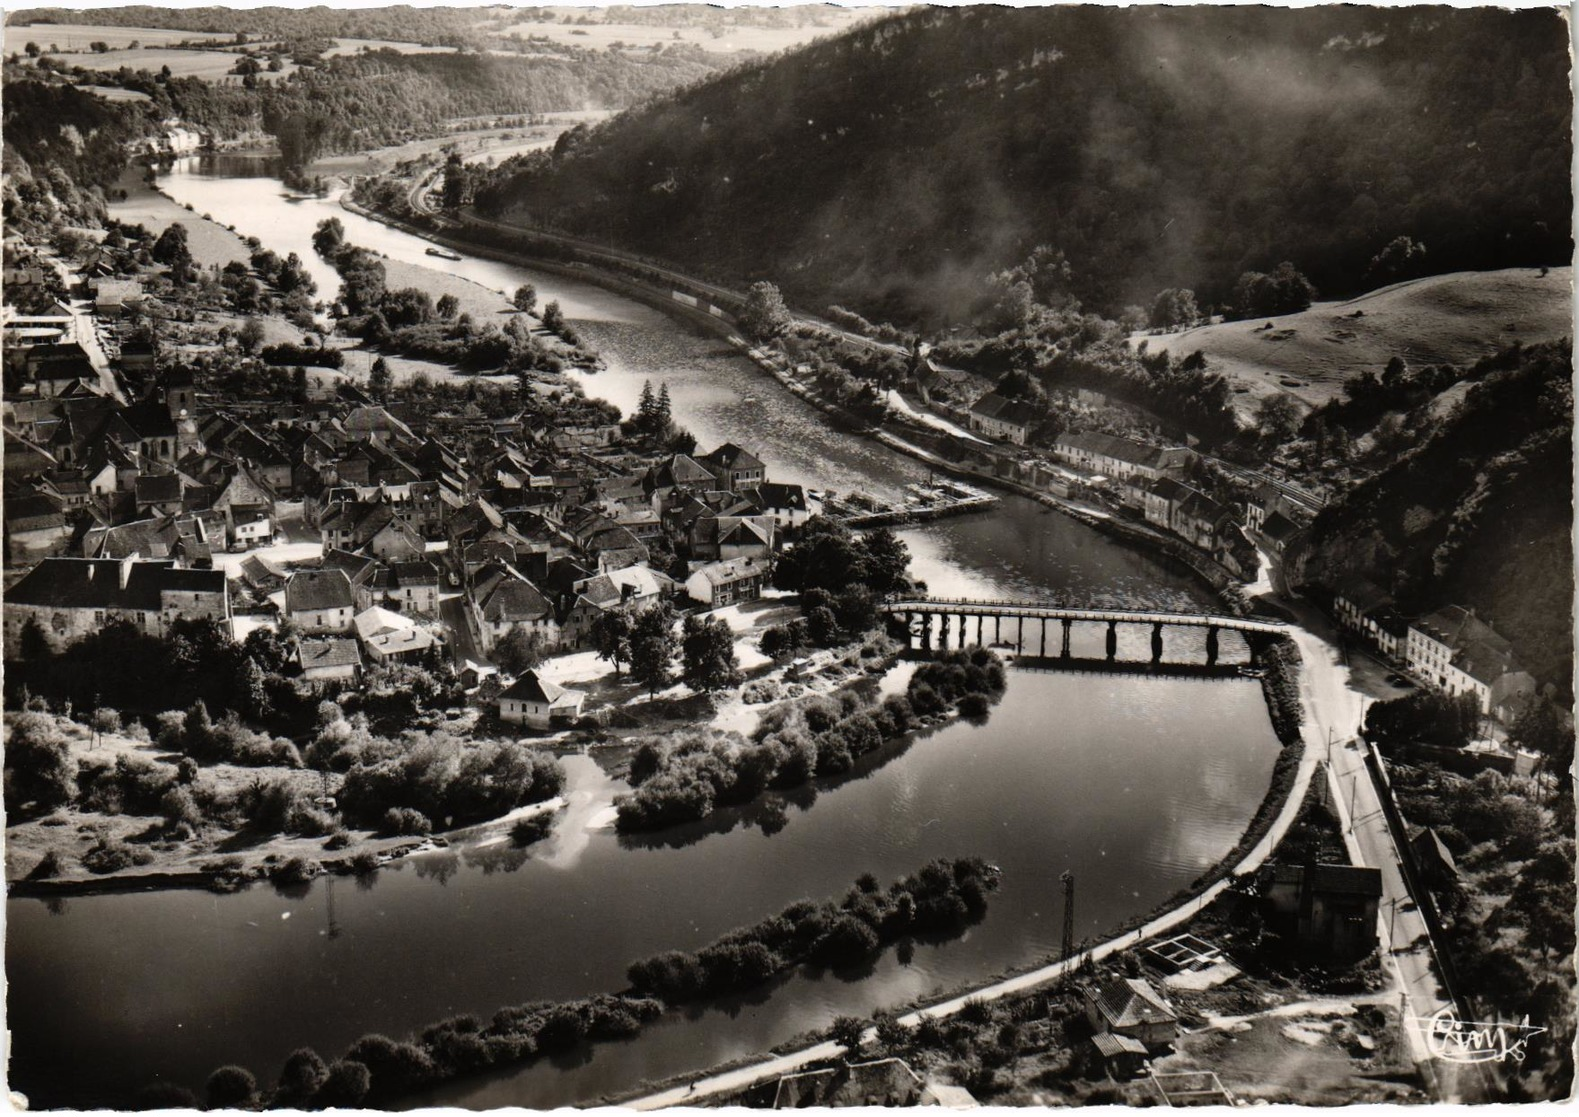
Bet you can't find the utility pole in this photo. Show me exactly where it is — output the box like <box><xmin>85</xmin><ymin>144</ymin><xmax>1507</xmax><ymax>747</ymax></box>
<box><xmin>1348</xmin><ymin>773</ymin><xmax>1359</xmax><ymax>834</ymax></box>
<box><xmin>1060</xmin><ymin>871</ymin><xmax>1076</xmax><ymax>962</ymax></box>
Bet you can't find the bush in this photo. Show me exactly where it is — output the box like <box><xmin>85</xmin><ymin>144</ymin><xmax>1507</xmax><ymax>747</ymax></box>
<box><xmin>204</xmin><ymin>1064</ymin><xmax>257</xmax><ymax>1108</ymax></box>
<box><xmin>81</xmin><ymin>837</ymin><xmax>154</xmax><ymax>874</ymax></box>
<box><xmin>28</xmin><ymin>850</ymin><xmax>64</xmax><ymax>879</ymax></box>
<box><xmin>315</xmin><ymin>1060</ymin><xmax>371</xmax><ymax>1107</ymax></box>
<box><xmin>271</xmin><ymin>856</ymin><xmax>321</xmax><ymax>885</ymax></box>
<box><xmin>382</xmin><ymin>806</ymin><xmax>433</xmax><ymax>836</ymax></box>
<box><xmin>350</xmin><ymin>850</ymin><xmax>381</xmax><ymax>875</ymax></box>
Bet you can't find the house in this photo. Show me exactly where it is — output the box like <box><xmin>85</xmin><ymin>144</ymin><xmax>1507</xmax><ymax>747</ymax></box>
<box><xmin>4</xmin><ymin>557</ymin><xmax>230</xmax><ymax>657</ymax></box>
<box><xmin>1171</xmin><ymin>489</ymin><xmax>1234</xmax><ymax>553</ymax></box>
<box><xmin>1082</xmin><ymin>976</ymin><xmax>1179</xmax><ymax>1049</ymax></box>
<box><xmin>471</xmin><ymin>564</ymin><xmax>560</xmax><ymax>651</ymax></box>
<box><xmin>4</xmin><ymin>492</ymin><xmax>71</xmax><ymax>564</ymax></box>
<box><xmin>320</xmin><ymin>500</ymin><xmax>395</xmax><ymax>553</ymax></box>
<box><xmin>643</xmin><ymin>452</ymin><xmax>717</xmax><ymax>505</ymax></box>
<box><xmin>237</xmin><ymin>554</ymin><xmax>288</xmax><ymax>594</ymax></box>
<box><xmin>690</xmin><ymin>515</ymin><xmax>775</xmax><ymax>562</ymax></box>
<box><xmin>1258</xmin><ymin>510</ymin><xmax>1302</xmax><ymax>555</ymax></box>
<box><xmin>1408</xmin><ymin>825</ymin><xmax>1460</xmax><ymax>888</ymax></box>
<box><xmin>354</xmin><ymin>606</ymin><xmax>443</xmax><ymax>664</ymax></box>
<box><xmin>1406</xmin><ymin>606</ymin><xmax>1536</xmax><ymax>718</ymax></box>
<box><xmin>686</xmin><ymin>556</ymin><xmax>768</xmax><ymax>608</ymax></box>
<box><xmin>1089</xmin><ymin>1031</ymin><xmax>1150</xmax><ymax>1080</ymax></box>
<box><xmin>768</xmin><ymin>1058</ymin><xmax>978</xmax><ymax>1109</ymax></box>
<box><xmin>498</xmin><ymin>669</ymin><xmax>585</xmax><ymax>729</ymax></box>
<box><xmin>1262</xmin><ymin>862</ymin><xmax>1383</xmax><ymax>959</ymax></box>
<box><xmin>297</xmin><ymin>637</ymin><xmax>362</xmax><ymax>685</ymax></box>
<box><xmin>1333</xmin><ymin>579</ymin><xmax>1405</xmax><ymax>660</ymax></box>
<box><xmin>1052</xmin><ymin>432</ymin><xmax>1194</xmax><ymax>505</ymax></box>
<box><xmin>321</xmin><ymin>549</ymin><xmax>383</xmax><ymax>613</ymax></box>
<box><xmin>386</xmin><ymin>560</ymin><xmax>441</xmax><ymax>616</ymax></box>
<box><xmin>1144</xmin><ymin>477</ymin><xmax>1190</xmax><ymax>530</ymax></box>
<box><xmin>734</xmin><ymin>483</ymin><xmax>818</xmax><ymax>531</ymax></box>
<box><xmin>365</xmin><ymin>514</ymin><xmax>425</xmax><ymax>563</ymax></box>
<box><xmin>92</xmin><ymin>277</ymin><xmax>143</xmax><ymax>318</ymax></box>
<box><xmin>283</xmin><ymin>569</ymin><xmax>356</xmax><ymax>634</ymax></box>
<box><xmin>562</xmin><ymin>564</ymin><xmax>671</xmax><ymax>646</ymax></box>
<box><xmin>968</xmin><ymin>392</ymin><xmax>1043</xmax><ymax>445</ymax></box>
<box><xmin>700</xmin><ymin>443</ymin><xmax>767</xmax><ymax>492</ymax></box>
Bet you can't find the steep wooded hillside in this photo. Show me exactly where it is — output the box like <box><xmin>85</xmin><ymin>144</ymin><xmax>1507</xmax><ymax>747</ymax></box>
<box><xmin>1294</xmin><ymin>340</ymin><xmax>1574</xmax><ymax>693</ymax></box>
<box><xmin>475</xmin><ymin>5</ymin><xmax>1571</xmax><ymax>328</ymax></box>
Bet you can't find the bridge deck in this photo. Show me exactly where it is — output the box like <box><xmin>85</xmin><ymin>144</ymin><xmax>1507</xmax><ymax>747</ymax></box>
<box><xmin>882</xmin><ymin>598</ymin><xmax>1288</xmax><ymax>634</ymax></box>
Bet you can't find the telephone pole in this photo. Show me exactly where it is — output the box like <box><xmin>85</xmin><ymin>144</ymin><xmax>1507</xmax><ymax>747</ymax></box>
<box><xmin>1060</xmin><ymin>871</ymin><xmax>1076</xmax><ymax>962</ymax></box>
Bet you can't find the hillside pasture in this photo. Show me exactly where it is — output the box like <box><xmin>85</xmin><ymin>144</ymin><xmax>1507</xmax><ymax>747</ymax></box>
<box><xmin>4</xmin><ymin>22</ymin><xmax>235</xmax><ymax>52</ymax></box>
<box><xmin>487</xmin><ymin>12</ymin><xmax>878</xmax><ymax>56</ymax></box>
<box><xmin>324</xmin><ymin>37</ymin><xmax>461</xmax><ymax>57</ymax></box>
<box><xmin>54</xmin><ymin>46</ymin><xmax>297</xmax><ymax>81</ymax></box>
<box><xmin>1137</xmin><ymin>267</ymin><xmax>1573</xmax><ymax>418</ymax></box>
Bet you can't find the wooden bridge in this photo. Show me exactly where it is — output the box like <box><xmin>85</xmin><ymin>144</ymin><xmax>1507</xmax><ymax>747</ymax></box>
<box><xmin>881</xmin><ymin>597</ymin><xmax>1289</xmax><ymax>665</ymax></box>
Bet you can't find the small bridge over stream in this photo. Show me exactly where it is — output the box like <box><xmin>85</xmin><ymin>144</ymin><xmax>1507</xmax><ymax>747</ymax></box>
<box><xmin>881</xmin><ymin>597</ymin><xmax>1289</xmax><ymax>666</ymax></box>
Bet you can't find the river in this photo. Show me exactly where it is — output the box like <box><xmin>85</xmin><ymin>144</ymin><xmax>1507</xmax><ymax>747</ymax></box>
<box><xmin>5</xmin><ymin>156</ymin><xmax>1279</xmax><ymax>1109</ymax></box>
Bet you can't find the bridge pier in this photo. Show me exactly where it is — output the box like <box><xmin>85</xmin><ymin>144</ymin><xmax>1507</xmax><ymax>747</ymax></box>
<box><xmin>921</xmin><ymin>613</ymin><xmax>933</xmax><ymax>652</ymax></box>
<box><xmin>1206</xmin><ymin>626</ymin><xmax>1220</xmax><ymax>667</ymax></box>
<box><xmin>1105</xmin><ymin>620</ymin><xmax>1118</xmax><ymax>661</ymax></box>
<box><xmin>977</xmin><ymin>615</ymin><xmax>984</xmax><ymax>646</ymax></box>
<box><xmin>1151</xmin><ymin>622</ymin><xmax>1164</xmax><ymax>664</ymax></box>
<box><xmin>994</xmin><ymin>616</ymin><xmax>1001</xmax><ymax>643</ymax></box>
<box><xmin>939</xmin><ymin>614</ymin><xmax>950</xmax><ymax>651</ymax></box>
<box><xmin>1039</xmin><ymin>619</ymin><xmax>1046</xmax><ymax>658</ymax></box>
<box><xmin>1061</xmin><ymin>618</ymin><xmax>1072</xmax><ymax>658</ymax></box>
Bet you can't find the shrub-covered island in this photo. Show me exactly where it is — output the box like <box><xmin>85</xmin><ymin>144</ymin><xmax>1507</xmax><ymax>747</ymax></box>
<box><xmin>615</xmin><ymin>649</ymin><xmax>1007</xmax><ymax>832</ymax></box>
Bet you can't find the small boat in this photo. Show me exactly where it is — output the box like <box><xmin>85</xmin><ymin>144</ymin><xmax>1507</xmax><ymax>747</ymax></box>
<box><xmin>425</xmin><ymin>246</ymin><xmax>462</xmax><ymax>261</ymax></box>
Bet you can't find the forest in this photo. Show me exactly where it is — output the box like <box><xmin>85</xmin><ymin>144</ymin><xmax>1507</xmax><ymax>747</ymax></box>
<box><xmin>472</xmin><ymin>5</ymin><xmax>1571</xmax><ymax>328</ymax></box>
<box><xmin>35</xmin><ymin>45</ymin><xmax>726</xmax><ymax>168</ymax></box>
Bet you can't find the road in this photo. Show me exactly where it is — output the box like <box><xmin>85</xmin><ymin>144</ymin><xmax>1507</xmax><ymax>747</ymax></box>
<box><xmin>439</xmin><ymin>592</ymin><xmax>486</xmax><ymax>669</ymax></box>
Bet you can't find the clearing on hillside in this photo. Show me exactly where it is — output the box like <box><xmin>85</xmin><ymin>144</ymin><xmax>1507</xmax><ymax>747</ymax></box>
<box><xmin>1135</xmin><ymin>267</ymin><xmax>1572</xmax><ymax>419</ymax></box>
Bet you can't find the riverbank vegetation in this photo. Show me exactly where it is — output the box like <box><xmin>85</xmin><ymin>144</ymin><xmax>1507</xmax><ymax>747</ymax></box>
<box><xmin>149</xmin><ymin>859</ymin><xmax>996</xmax><ymax>1109</ymax></box>
<box><xmin>615</xmin><ymin>649</ymin><xmax>1005</xmax><ymax>832</ymax></box>
<box><xmin>315</xmin><ymin>226</ymin><xmax>596</xmax><ymax>373</ymax></box>
<box><xmin>628</xmin><ymin>857</ymin><xmax>1001</xmax><ymax>1002</ymax></box>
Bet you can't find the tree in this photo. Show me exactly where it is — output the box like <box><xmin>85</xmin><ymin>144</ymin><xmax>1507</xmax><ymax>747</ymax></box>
<box><xmin>90</xmin><ymin>40</ymin><xmax>110</xmax><ymax>53</ymax></box>
<box><xmin>315</xmin><ymin>1060</ymin><xmax>371</xmax><ymax>1107</ymax></box>
<box><xmin>232</xmin><ymin>656</ymin><xmax>271</xmax><ymax>721</ymax></box>
<box><xmin>513</xmin><ymin>284</ymin><xmax>537</xmax><ymax>314</ymax></box>
<box><xmin>237</xmin><ymin>317</ymin><xmax>266</xmax><ymax>355</ymax></box>
<box><xmin>590</xmin><ymin>607</ymin><xmax>634</xmax><ymax>675</ymax></box>
<box><xmin>636</xmin><ymin>380</ymin><xmax>657</xmax><ymax>429</ymax></box>
<box><xmin>3</xmin><ymin>711</ymin><xmax>77</xmax><ymax>813</ymax></box>
<box><xmin>276</xmin><ymin>1047</ymin><xmax>329</xmax><ymax>1104</ymax></box>
<box><xmin>656</xmin><ymin>382</ymin><xmax>673</xmax><ymax>431</ymax></box>
<box><xmin>540</xmin><ymin>299</ymin><xmax>565</xmax><ymax>332</ymax></box>
<box><xmin>1368</xmin><ymin>236</ymin><xmax>1428</xmax><ymax>283</ymax></box>
<box><xmin>1149</xmin><ymin>287</ymin><xmax>1199</xmax><ymax>330</ymax></box>
<box><xmin>681</xmin><ymin>615</ymin><xmax>741</xmax><ymax>694</ymax></box>
<box><xmin>368</xmin><ymin>357</ymin><xmax>392</xmax><ymax>401</ymax></box>
<box><xmin>1256</xmin><ymin>392</ymin><xmax>1303</xmax><ymax>445</ymax></box>
<box><xmin>151</xmin><ymin>222</ymin><xmax>192</xmax><ymax>274</ymax></box>
<box><xmin>494</xmin><ymin>625</ymin><xmax>547</xmax><ymax>676</ymax></box>
<box><xmin>204</xmin><ymin>1065</ymin><xmax>257</xmax><ymax>1108</ymax></box>
<box><xmin>24</xmin><ymin>42</ymin><xmax>39</xmax><ymax>57</ymax></box>
<box><xmin>436</xmin><ymin>293</ymin><xmax>460</xmax><ymax>319</ymax></box>
<box><xmin>18</xmin><ymin>616</ymin><xmax>60</xmax><ymax>661</ymax></box>
<box><xmin>629</xmin><ymin>602</ymin><xmax>679</xmax><ymax>698</ymax></box>
<box><xmin>828</xmin><ymin>1015</ymin><xmax>868</xmax><ymax>1054</ymax></box>
<box><xmin>312</xmin><ymin>216</ymin><xmax>344</xmax><ymax>257</ymax></box>
<box><xmin>738</xmin><ymin>280</ymin><xmax>791</xmax><ymax>342</ymax></box>
<box><xmin>442</xmin><ymin>152</ymin><xmax>467</xmax><ymax>210</ymax></box>
<box><xmin>1231</xmin><ymin>262</ymin><xmax>1317</xmax><ymax>319</ymax></box>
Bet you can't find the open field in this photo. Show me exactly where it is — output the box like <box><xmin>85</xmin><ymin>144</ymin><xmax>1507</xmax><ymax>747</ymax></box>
<box><xmin>324</xmin><ymin>36</ymin><xmax>460</xmax><ymax>57</ymax></box>
<box><xmin>42</xmin><ymin>45</ymin><xmax>297</xmax><ymax>81</ymax></box>
<box><xmin>1137</xmin><ymin>267</ymin><xmax>1573</xmax><ymax>418</ymax></box>
<box><xmin>107</xmin><ymin>172</ymin><xmax>253</xmax><ymax>270</ymax></box>
<box><xmin>80</xmin><ymin>84</ymin><xmax>151</xmax><ymax>102</ymax></box>
<box><xmin>307</xmin><ymin>111</ymin><xmax>609</xmax><ymax>176</ymax></box>
<box><xmin>3</xmin><ymin>22</ymin><xmax>235</xmax><ymax>51</ymax></box>
<box><xmin>487</xmin><ymin>10</ymin><xmax>880</xmax><ymax>55</ymax></box>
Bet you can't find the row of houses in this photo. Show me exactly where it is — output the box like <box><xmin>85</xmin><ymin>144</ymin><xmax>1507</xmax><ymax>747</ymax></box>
<box><xmin>1333</xmin><ymin>584</ymin><xmax>1536</xmax><ymax>719</ymax></box>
